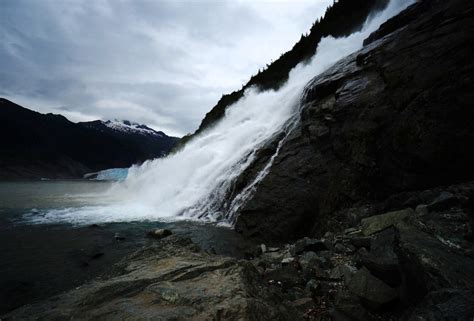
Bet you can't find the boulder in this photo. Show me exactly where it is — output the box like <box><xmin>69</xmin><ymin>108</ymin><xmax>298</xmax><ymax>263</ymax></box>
<box><xmin>281</xmin><ymin>257</ymin><xmax>296</xmax><ymax>265</ymax></box>
<box><xmin>415</xmin><ymin>204</ymin><xmax>428</xmax><ymax>215</ymax></box>
<box><xmin>347</xmin><ymin>267</ymin><xmax>398</xmax><ymax>309</ymax></box>
<box><xmin>264</xmin><ymin>265</ymin><xmax>305</xmax><ymax>290</ymax></box>
<box><xmin>356</xmin><ymin>248</ymin><xmax>400</xmax><ymax>287</ymax></box>
<box><xmin>334</xmin><ymin>290</ymin><xmax>376</xmax><ymax>321</ymax></box>
<box><xmin>427</xmin><ymin>191</ymin><xmax>458</xmax><ymax>212</ymax></box>
<box><xmin>299</xmin><ymin>251</ymin><xmax>332</xmax><ymax>271</ymax></box>
<box><xmin>395</xmin><ymin>221</ymin><xmax>474</xmax><ymax>303</ymax></box>
<box><xmin>146</xmin><ymin>228</ymin><xmax>172</xmax><ymax>240</ymax></box>
<box><xmin>349</xmin><ymin>236</ymin><xmax>371</xmax><ymax>249</ymax></box>
<box><xmin>261</xmin><ymin>251</ymin><xmax>285</xmax><ymax>264</ymax></box>
<box><xmin>361</xmin><ymin>208</ymin><xmax>414</xmax><ymax>236</ymax></box>
<box><xmin>305</xmin><ymin>279</ymin><xmax>320</xmax><ymax>295</ymax></box>
<box><xmin>356</xmin><ymin>228</ymin><xmax>401</xmax><ymax>287</ymax></box>
<box><xmin>334</xmin><ymin>242</ymin><xmax>356</xmax><ymax>254</ymax></box>
<box><xmin>291</xmin><ymin>237</ymin><xmax>328</xmax><ymax>255</ymax></box>
<box><xmin>343</xmin><ymin>227</ymin><xmax>359</xmax><ymax>235</ymax></box>
<box><xmin>329</xmin><ymin>264</ymin><xmax>357</xmax><ymax>283</ymax></box>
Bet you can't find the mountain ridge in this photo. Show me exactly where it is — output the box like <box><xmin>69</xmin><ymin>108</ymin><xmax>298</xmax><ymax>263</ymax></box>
<box><xmin>0</xmin><ymin>98</ymin><xmax>178</xmax><ymax>180</ymax></box>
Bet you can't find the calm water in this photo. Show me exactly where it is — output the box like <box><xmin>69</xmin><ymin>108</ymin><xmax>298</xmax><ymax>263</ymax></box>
<box><xmin>0</xmin><ymin>180</ymin><xmax>123</xmax><ymax>226</ymax></box>
<box><xmin>0</xmin><ymin>180</ymin><xmax>254</xmax><ymax>314</ymax></box>
<box><xmin>0</xmin><ymin>180</ymin><xmax>114</xmax><ymax>218</ymax></box>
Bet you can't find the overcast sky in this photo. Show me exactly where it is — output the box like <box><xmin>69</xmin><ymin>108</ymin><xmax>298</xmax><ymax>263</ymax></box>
<box><xmin>0</xmin><ymin>0</ymin><xmax>331</xmax><ymax>136</ymax></box>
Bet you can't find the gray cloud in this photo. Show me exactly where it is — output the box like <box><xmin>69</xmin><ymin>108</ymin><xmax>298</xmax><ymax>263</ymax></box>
<box><xmin>0</xmin><ymin>0</ymin><xmax>331</xmax><ymax>136</ymax></box>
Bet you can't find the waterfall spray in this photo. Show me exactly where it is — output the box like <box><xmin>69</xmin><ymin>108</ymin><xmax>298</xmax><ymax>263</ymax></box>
<box><xmin>25</xmin><ymin>0</ymin><xmax>414</xmax><ymax>226</ymax></box>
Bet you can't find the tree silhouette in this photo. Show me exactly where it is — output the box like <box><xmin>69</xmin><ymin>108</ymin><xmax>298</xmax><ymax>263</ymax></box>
<box><xmin>178</xmin><ymin>0</ymin><xmax>391</xmax><ymax>147</ymax></box>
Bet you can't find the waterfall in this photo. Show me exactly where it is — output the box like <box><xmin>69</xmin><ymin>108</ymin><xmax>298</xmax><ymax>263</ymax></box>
<box><xmin>26</xmin><ymin>0</ymin><xmax>414</xmax><ymax>226</ymax></box>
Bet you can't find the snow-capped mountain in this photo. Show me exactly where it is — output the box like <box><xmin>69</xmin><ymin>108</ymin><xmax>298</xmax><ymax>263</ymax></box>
<box><xmin>0</xmin><ymin>98</ymin><xmax>179</xmax><ymax>179</ymax></box>
<box><xmin>101</xmin><ymin>120</ymin><xmax>165</xmax><ymax>137</ymax></box>
<box><xmin>79</xmin><ymin>119</ymin><xmax>178</xmax><ymax>158</ymax></box>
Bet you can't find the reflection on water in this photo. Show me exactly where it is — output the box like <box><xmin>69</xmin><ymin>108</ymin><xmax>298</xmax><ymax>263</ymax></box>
<box><xmin>0</xmin><ymin>180</ymin><xmax>115</xmax><ymax>210</ymax></box>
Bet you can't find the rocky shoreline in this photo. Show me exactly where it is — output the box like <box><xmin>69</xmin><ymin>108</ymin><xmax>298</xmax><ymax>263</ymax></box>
<box><xmin>4</xmin><ymin>182</ymin><xmax>474</xmax><ymax>320</ymax></box>
<box><xmin>0</xmin><ymin>217</ymin><xmax>256</xmax><ymax>316</ymax></box>
<box><xmin>3</xmin><ymin>0</ymin><xmax>474</xmax><ymax>319</ymax></box>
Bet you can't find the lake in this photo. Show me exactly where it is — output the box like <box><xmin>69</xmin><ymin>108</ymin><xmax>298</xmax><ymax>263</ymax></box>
<box><xmin>0</xmin><ymin>180</ymin><xmax>253</xmax><ymax>314</ymax></box>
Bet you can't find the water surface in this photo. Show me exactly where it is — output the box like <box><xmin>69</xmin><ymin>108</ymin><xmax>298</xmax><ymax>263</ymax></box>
<box><xmin>0</xmin><ymin>180</ymin><xmax>253</xmax><ymax>314</ymax></box>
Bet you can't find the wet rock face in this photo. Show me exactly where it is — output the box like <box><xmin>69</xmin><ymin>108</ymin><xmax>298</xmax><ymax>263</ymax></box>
<box><xmin>235</xmin><ymin>0</ymin><xmax>474</xmax><ymax>241</ymax></box>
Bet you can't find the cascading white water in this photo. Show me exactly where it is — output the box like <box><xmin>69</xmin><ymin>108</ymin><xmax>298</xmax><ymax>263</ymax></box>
<box><xmin>26</xmin><ymin>0</ymin><xmax>414</xmax><ymax>225</ymax></box>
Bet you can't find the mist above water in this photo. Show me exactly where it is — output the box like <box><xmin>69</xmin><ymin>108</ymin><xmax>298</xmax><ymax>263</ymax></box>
<box><xmin>23</xmin><ymin>0</ymin><xmax>414</xmax><ymax>226</ymax></box>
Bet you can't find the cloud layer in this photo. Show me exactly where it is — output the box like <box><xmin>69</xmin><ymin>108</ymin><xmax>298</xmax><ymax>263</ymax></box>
<box><xmin>0</xmin><ymin>0</ymin><xmax>331</xmax><ymax>136</ymax></box>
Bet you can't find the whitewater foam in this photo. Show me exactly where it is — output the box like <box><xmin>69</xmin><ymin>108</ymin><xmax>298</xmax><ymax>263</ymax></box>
<box><xmin>24</xmin><ymin>0</ymin><xmax>414</xmax><ymax>226</ymax></box>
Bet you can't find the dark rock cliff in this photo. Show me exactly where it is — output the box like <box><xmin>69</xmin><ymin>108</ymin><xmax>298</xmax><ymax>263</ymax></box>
<box><xmin>234</xmin><ymin>0</ymin><xmax>474</xmax><ymax>241</ymax></box>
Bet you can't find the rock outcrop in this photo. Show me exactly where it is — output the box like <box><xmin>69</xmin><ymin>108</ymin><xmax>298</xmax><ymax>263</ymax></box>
<box><xmin>235</xmin><ymin>0</ymin><xmax>474</xmax><ymax>241</ymax></box>
<box><xmin>3</xmin><ymin>235</ymin><xmax>297</xmax><ymax>321</ymax></box>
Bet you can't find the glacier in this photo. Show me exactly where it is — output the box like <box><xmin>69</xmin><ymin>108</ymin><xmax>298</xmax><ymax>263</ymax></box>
<box><xmin>84</xmin><ymin>168</ymin><xmax>129</xmax><ymax>181</ymax></box>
